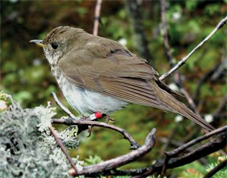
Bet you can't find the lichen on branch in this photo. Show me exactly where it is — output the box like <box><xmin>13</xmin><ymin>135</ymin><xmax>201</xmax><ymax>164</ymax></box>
<box><xmin>0</xmin><ymin>101</ymin><xmax>80</xmax><ymax>178</ymax></box>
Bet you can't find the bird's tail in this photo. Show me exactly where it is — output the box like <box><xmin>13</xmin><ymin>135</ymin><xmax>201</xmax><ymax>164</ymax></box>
<box><xmin>152</xmin><ymin>80</ymin><xmax>215</xmax><ymax>132</ymax></box>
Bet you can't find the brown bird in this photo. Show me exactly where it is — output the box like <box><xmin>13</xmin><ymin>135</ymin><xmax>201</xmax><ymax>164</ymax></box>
<box><xmin>30</xmin><ymin>26</ymin><xmax>214</xmax><ymax>131</ymax></box>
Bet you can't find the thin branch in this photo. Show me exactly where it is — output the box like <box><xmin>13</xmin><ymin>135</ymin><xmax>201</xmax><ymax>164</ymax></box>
<box><xmin>167</xmin><ymin>135</ymin><xmax>226</xmax><ymax>168</ymax></box>
<box><xmin>160</xmin><ymin>152</ymin><xmax>169</xmax><ymax>178</ymax></box>
<box><xmin>71</xmin><ymin>128</ymin><xmax>156</xmax><ymax>176</ymax></box>
<box><xmin>204</xmin><ymin>159</ymin><xmax>227</xmax><ymax>178</ymax></box>
<box><xmin>50</xmin><ymin>119</ymin><xmax>226</xmax><ymax>177</ymax></box>
<box><xmin>49</xmin><ymin>125</ymin><xmax>78</xmax><ymax>174</ymax></box>
<box><xmin>52</xmin><ymin>117</ymin><xmax>140</xmax><ymax>149</ymax></box>
<box><xmin>159</xmin><ymin>15</ymin><xmax>227</xmax><ymax>81</ymax></box>
<box><xmin>51</xmin><ymin>92</ymin><xmax>77</xmax><ymax>119</ymax></box>
<box><xmin>159</xmin><ymin>0</ymin><xmax>183</xmax><ymax>159</ymax></box>
<box><xmin>192</xmin><ymin>62</ymin><xmax>220</xmax><ymax>100</ymax></box>
<box><xmin>159</xmin><ymin>137</ymin><xmax>208</xmax><ymax>164</ymax></box>
<box><xmin>159</xmin><ymin>0</ymin><xmax>207</xmax><ymax>156</ymax></box>
<box><xmin>166</xmin><ymin>125</ymin><xmax>227</xmax><ymax>157</ymax></box>
<box><xmin>93</xmin><ymin>0</ymin><xmax>102</xmax><ymax>36</ymax></box>
<box><xmin>213</xmin><ymin>93</ymin><xmax>227</xmax><ymax>117</ymax></box>
<box><xmin>131</xmin><ymin>132</ymin><xmax>226</xmax><ymax>177</ymax></box>
<box><xmin>160</xmin><ymin>5</ymin><xmax>214</xmax><ymax>130</ymax></box>
<box><xmin>160</xmin><ymin>0</ymin><xmax>182</xmax><ymax>85</ymax></box>
<box><xmin>160</xmin><ymin>0</ymin><xmax>174</xmax><ymax>67</ymax></box>
<box><xmin>101</xmin><ymin>132</ymin><xmax>226</xmax><ymax>177</ymax></box>
<box><xmin>180</xmin><ymin>88</ymin><xmax>200</xmax><ymax>115</ymax></box>
<box><xmin>160</xmin><ymin>123</ymin><xmax>179</xmax><ymax>155</ymax></box>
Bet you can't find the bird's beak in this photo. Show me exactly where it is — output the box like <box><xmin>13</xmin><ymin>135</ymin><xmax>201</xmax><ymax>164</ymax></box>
<box><xmin>30</xmin><ymin>39</ymin><xmax>47</xmax><ymax>48</ymax></box>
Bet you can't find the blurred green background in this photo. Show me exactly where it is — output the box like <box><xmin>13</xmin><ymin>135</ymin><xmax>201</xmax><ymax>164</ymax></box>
<box><xmin>1</xmin><ymin>0</ymin><xmax>226</xmax><ymax>177</ymax></box>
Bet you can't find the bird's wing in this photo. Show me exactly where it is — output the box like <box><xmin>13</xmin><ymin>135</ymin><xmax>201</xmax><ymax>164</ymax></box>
<box><xmin>58</xmin><ymin>38</ymin><xmax>215</xmax><ymax>131</ymax></box>
<box><xmin>58</xmin><ymin>39</ymin><xmax>164</xmax><ymax>108</ymax></box>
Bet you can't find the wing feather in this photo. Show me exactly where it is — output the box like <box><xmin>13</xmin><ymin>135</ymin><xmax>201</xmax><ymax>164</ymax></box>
<box><xmin>58</xmin><ymin>36</ymin><xmax>162</xmax><ymax>107</ymax></box>
<box><xmin>99</xmin><ymin>77</ymin><xmax>161</xmax><ymax>105</ymax></box>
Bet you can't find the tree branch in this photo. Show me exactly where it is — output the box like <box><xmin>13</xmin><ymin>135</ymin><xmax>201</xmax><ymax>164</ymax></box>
<box><xmin>51</xmin><ymin>116</ymin><xmax>226</xmax><ymax>177</ymax></box>
<box><xmin>160</xmin><ymin>0</ymin><xmax>174</xmax><ymax>68</ymax></box>
<box><xmin>52</xmin><ymin>92</ymin><xmax>77</xmax><ymax>119</ymax></box>
<box><xmin>113</xmin><ymin>127</ymin><xmax>226</xmax><ymax>177</ymax></box>
<box><xmin>70</xmin><ymin>128</ymin><xmax>156</xmax><ymax>176</ymax></box>
<box><xmin>93</xmin><ymin>0</ymin><xmax>102</xmax><ymax>36</ymax></box>
<box><xmin>52</xmin><ymin>117</ymin><xmax>140</xmax><ymax>149</ymax></box>
<box><xmin>159</xmin><ymin>16</ymin><xmax>227</xmax><ymax>81</ymax></box>
<box><xmin>165</xmin><ymin>125</ymin><xmax>227</xmax><ymax>157</ymax></box>
<box><xmin>49</xmin><ymin>125</ymin><xmax>78</xmax><ymax>174</ymax></box>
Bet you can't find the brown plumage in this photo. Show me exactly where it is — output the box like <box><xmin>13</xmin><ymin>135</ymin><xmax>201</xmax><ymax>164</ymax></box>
<box><xmin>31</xmin><ymin>26</ymin><xmax>215</xmax><ymax>132</ymax></box>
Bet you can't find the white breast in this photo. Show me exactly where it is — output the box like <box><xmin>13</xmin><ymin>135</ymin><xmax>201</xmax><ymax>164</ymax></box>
<box><xmin>56</xmin><ymin>73</ymin><xmax>128</xmax><ymax>116</ymax></box>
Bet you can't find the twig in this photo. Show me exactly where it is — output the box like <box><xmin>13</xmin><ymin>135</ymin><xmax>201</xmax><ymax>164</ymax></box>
<box><xmin>213</xmin><ymin>93</ymin><xmax>227</xmax><ymax>117</ymax></box>
<box><xmin>159</xmin><ymin>0</ymin><xmax>181</xmax><ymax>162</ymax></box>
<box><xmin>52</xmin><ymin>117</ymin><xmax>140</xmax><ymax>149</ymax></box>
<box><xmin>166</xmin><ymin>125</ymin><xmax>227</xmax><ymax>157</ymax></box>
<box><xmin>192</xmin><ymin>62</ymin><xmax>220</xmax><ymax>100</ymax></box>
<box><xmin>99</xmin><ymin>133</ymin><xmax>226</xmax><ymax>177</ymax></box>
<box><xmin>161</xmin><ymin>0</ymin><xmax>174</xmax><ymax>67</ymax></box>
<box><xmin>160</xmin><ymin>152</ymin><xmax>170</xmax><ymax>178</ymax></box>
<box><xmin>160</xmin><ymin>123</ymin><xmax>178</xmax><ymax>155</ymax></box>
<box><xmin>71</xmin><ymin>128</ymin><xmax>156</xmax><ymax>176</ymax></box>
<box><xmin>49</xmin><ymin>123</ymin><xmax>225</xmax><ymax>177</ymax></box>
<box><xmin>160</xmin><ymin>126</ymin><xmax>227</xmax><ymax>177</ymax></box>
<box><xmin>160</xmin><ymin>0</ymin><xmax>202</xmax><ymax>128</ymax></box>
<box><xmin>180</xmin><ymin>88</ymin><xmax>200</xmax><ymax>115</ymax></box>
<box><xmin>49</xmin><ymin>125</ymin><xmax>78</xmax><ymax>174</ymax></box>
<box><xmin>204</xmin><ymin>159</ymin><xmax>227</xmax><ymax>178</ymax></box>
<box><xmin>159</xmin><ymin>16</ymin><xmax>227</xmax><ymax>81</ymax></box>
<box><xmin>159</xmin><ymin>137</ymin><xmax>208</xmax><ymax>164</ymax></box>
<box><xmin>167</xmin><ymin>133</ymin><xmax>226</xmax><ymax>168</ymax></box>
<box><xmin>51</xmin><ymin>92</ymin><xmax>77</xmax><ymax>119</ymax></box>
<box><xmin>93</xmin><ymin>0</ymin><xmax>102</xmax><ymax>36</ymax></box>
<box><xmin>132</xmin><ymin>131</ymin><xmax>226</xmax><ymax>177</ymax></box>
<box><xmin>160</xmin><ymin>0</ymin><xmax>183</xmax><ymax>85</ymax></box>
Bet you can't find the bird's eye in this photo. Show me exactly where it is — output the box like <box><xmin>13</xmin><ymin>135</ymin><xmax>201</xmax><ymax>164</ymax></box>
<box><xmin>51</xmin><ymin>42</ymin><xmax>58</xmax><ymax>49</ymax></box>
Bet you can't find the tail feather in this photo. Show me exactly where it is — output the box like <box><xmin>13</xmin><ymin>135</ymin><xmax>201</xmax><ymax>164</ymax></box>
<box><xmin>152</xmin><ymin>80</ymin><xmax>215</xmax><ymax>132</ymax></box>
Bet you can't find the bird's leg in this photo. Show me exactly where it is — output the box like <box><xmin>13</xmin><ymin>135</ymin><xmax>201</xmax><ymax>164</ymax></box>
<box><xmin>105</xmin><ymin>115</ymin><xmax>115</xmax><ymax>123</ymax></box>
<box><xmin>78</xmin><ymin>112</ymin><xmax>104</xmax><ymax>135</ymax></box>
<box><xmin>88</xmin><ymin>112</ymin><xmax>103</xmax><ymax>120</ymax></box>
<box><xmin>87</xmin><ymin>125</ymin><xmax>92</xmax><ymax>137</ymax></box>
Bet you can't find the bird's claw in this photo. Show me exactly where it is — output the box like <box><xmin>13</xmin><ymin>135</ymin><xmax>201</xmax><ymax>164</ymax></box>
<box><xmin>130</xmin><ymin>142</ymin><xmax>140</xmax><ymax>150</ymax></box>
<box><xmin>87</xmin><ymin>125</ymin><xmax>92</xmax><ymax>137</ymax></box>
<box><xmin>105</xmin><ymin>116</ymin><xmax>115</xmax><ymax>123</ymax></box>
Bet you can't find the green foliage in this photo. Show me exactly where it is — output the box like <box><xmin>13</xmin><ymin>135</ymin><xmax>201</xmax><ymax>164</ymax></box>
<box><xmin>185</xmin><ymin>1</ymin><xmax>199</xmax><ymax>11</ymax></box>
<box><xmin>84</xmin><ymin>155</ymin><xmax>103</xmax><ymax>165</ymax></box>
<box><xmin>175</xmin><ymin>156</ymin><xmax>227</xmax><ymax>178</ymax></box>
<box><xmin>0</xmin><ymin>91</ymin><xmax>9</xmax><ymax>101</ymax></box>
<box><xmin>175</xmin><ymin>161</ymin><xmax>205</xmax><ymax>178</ymax></box>
<box><xmin>206</xmin><ymin>156</ymin><xmax>227</xmax><ymax>178</ymax></box>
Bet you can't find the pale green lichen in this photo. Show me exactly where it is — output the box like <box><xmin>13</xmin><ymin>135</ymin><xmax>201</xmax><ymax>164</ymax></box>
<box><xmin>0</xmin><ymin>101</ymin><xmax>80</xmax><ymax>178</ymax></box>
<box><xmin>35</xmin><ymin>102</ymin><xmax>56</xmax><ymax>133</ymax></box>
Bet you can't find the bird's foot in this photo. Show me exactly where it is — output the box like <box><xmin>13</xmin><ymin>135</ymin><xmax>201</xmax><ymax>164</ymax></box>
<box><xmin>130</xmin><ymin>142</ymin><xmax>140</xmax><ymax>150</ymax></box>
<box><xmin>105</xmin><ymin>115</ymin><xmax>115</xmax><ymax>123</ymax></box>
<box><xmin>77</xmin><ymin>112</ymin><xmax>103</xmax><ymax>134</ymax></box>
<box><xmin>87</xmin><ymin>125</ymin><xmax>92</xmax><ymax>137</ymax></box>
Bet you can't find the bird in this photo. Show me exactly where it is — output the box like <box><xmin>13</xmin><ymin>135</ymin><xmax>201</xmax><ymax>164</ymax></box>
<box><xmin>30</xmin><ymin>26</ymin><xmax>214</xmax><ymax>132</ymax></box>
